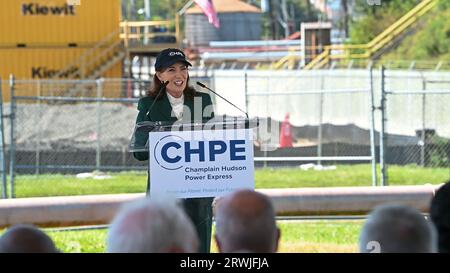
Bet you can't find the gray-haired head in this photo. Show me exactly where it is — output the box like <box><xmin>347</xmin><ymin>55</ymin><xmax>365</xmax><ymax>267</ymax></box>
<box><xmin>360</xmin><ymin>203</ymin><xmax>437</xmax><ymax>253</ymax></box>
<box><xmin>214</xmin><ymin>189</ymin><xmax>280</xmax><ymax>253</ymax></box>
<box><xmin>107</xmin><ymin>197</ymin><xmax>199</xmax><ymax>253</ymax></box>
<box><xmin>0</xmin><ymin>224</ymin><xmax>59</xmax><ymax>253</ymax></box>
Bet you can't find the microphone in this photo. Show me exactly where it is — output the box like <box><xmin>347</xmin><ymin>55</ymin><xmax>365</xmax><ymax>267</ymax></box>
<box><xmin>196</xmin><ymin>81</ymin><xmax>249</xmax><ymax>119</ymax></box>
<box><xmin>146</xmin><ymin>81</ymin><xmax>169</xmax><ymax>117</ymax></box>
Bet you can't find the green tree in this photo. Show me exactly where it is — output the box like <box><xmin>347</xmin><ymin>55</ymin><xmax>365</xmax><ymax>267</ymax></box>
<box><xmin>260</xmin><ymin>0</ymin><xmax>321</xmax><ymax>39</ymax></box>
<box><xmin>374</xmin><ymin>0</ymin><xmax>450</xmax><ymax>61</ymax></box>
<box><xmin>349</xmin><ymin>0</ymin><xmax>419</xmax><ymax>44</ymax></box>
<box><xmin>123</xmin><ymin>0</ymin><xmax>183</xmax><ymax>20</ymax></box>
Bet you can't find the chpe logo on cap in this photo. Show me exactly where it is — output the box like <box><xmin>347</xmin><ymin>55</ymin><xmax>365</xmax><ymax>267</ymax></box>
<box><xmin>169</xmin><ymin>51</ymin><xmax>184</xmax><ymax>57</ymax></box>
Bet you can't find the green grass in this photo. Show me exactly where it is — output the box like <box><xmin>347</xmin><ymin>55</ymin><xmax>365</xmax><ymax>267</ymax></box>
<box><xmin>257</xmin><ymin>164</ymin><xmax>449</xmax><ymax>188</ymax></box>
<box><xmin>2</xmin><ymin>164</ymin><xmax>443</xmax><ymax>253</ymax></box>
<box><xmin>22</xmin><ymin>220</ymin><xmax>363</xmax><ymax>253</ymax></box>
<box><xmin>277</xmin><ymin>220</ymin><xmax>363</xmax><ymax>253</ymax></box>
<box><xmin>48</xmin><ymin>228</ymin><xmax>108</xmax><ymax>253</ymax></box>
<box><xmin>386</xmin><ymin>165</ymin><xmax>449</xmax><ymax>185</ymax></box>
<box><xmin>6</xmin><ymin>164</ymin><xmax>448</xmax><ymax>198</ymax></box>
<box><xmin>13</xmin><ymin>171</ymin><xmax>148</xmax><ymax>197</ymax></box>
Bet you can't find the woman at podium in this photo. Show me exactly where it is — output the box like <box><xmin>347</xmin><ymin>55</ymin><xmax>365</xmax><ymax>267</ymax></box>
<box><xmin>133</xmin><ymin>48</ymin><xmax>215</xmax><ymax>253</ymax></box>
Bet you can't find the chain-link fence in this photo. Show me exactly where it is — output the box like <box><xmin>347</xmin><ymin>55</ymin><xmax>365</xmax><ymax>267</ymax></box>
<box><xmin>381</xmin><ymin>69</ymin><xmax>450</xmax><ymax>185</ymax></box>
<box><xmin>241</xmin><ymin>70</ymin><xmax>377</xmax><ymax>175</ymax></box>
<box><xmin>6</xmin><ymin>77</ymin><xmax>214</xmax><ymax>173</ymax></box>
<box><xmin>1</xmin><ymin>68</ymin><xmax>449</xmax><ymax>198</ymax></box>
<box><xmin>185</xmin><ymin>69</ymin><xmax>378</xmax><ymax>187</ymax></box>
<box><xmin>10</xmin><ymin>79</ymin><xmax>138</xmax><ymax>173</ymax></box>
<box><xmin>1</xmin><ymin>76</ymin><xmax>214</xmax><ymax>197</ymax></box>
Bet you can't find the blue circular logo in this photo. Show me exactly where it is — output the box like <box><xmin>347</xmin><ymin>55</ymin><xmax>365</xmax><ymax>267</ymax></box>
<box><xmin>153</xmin><ymin>135</ymin><xmax>185</xmax><ymax>170</ymax></box>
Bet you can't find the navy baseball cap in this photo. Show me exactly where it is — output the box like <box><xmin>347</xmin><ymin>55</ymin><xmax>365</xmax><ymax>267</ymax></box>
<box><xmin>154</xmin><ymin>48</ymin><xmax>192</xmax><ymax>70</ymax></box>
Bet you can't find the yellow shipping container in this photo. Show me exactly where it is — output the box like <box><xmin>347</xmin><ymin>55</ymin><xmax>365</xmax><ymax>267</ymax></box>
<box><xmin>0</xmin><ymin>48</ymin><xmax>122</xmax><ymax>101</ymax></box>
<box><xmin>0</xmin><ymin>0</ymin><xmax>124</xmax><ymax>101</ymax></box>
<box><xmin>1</xmin><ymin>48</ymin><xmax>122</xmax><ymax>78</ymax></box>
<box><xmin>0</xmin><ymin>0</ymin><xmax>121</xmax><ymax>47</ymax></box>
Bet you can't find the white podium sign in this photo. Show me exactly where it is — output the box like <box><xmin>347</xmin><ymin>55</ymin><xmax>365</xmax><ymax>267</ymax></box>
<box><xmin>149</xmin><ymin>128</ymin><xmax>254</xmax><ymax>198</ymax></box>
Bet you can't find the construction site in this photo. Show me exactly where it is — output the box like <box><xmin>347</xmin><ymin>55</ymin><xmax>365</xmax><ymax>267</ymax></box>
<box><xmin>0</xmin><ymin>0</ymin><xmax>449</xmax><ymax>255</ymax></box>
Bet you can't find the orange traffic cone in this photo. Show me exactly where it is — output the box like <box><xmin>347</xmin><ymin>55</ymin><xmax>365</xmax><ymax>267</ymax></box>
<box><xmin>280</xmin><ymin>113</ymin><xmax>293</xmax><ymax>148</ymax></box>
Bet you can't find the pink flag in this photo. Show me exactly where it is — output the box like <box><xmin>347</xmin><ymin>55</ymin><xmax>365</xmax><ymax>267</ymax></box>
<box><xmin>193</xmin><ymin>0</ymin><xmax>220</xmax><ymax>28</ymax></box>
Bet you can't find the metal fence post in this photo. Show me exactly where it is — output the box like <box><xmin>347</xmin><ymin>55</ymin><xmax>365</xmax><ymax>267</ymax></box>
<box><xmin>420</xmin><ymin>75</ymin><xmax>427</xmax><ymax>167</ymax></box>
<box><xmin>369</xmin><ymin>66</ymin><xmax>378</xmax><ymax>186</ymax></box>
<box><xmin>36</xmin><ymin>80</ymin><xmax>42</xmax><ymax>174</ymax></box>
<box><xmin>317</xmin><ymin>72</ymin><xmax>324</xmax><ymax>166</ymax></box>
<box><xmin>9</xmin><ymin>75</ymin><xmax>16</xmax><ymax>198</ymax></box>
<box><xmin>263</xmin><ymin>73</ymin><xmax>269</xmax><ymax>169</ymax></box>
<box><xmin>244</xmin><ymin>71</ymin><xmax>249</xmax><ymax>115</ymax></box>
<box><xmin>380</xmin><ymin>67</ymin><xmax>388</xmax><ymax>186</ymax></box>
<box><xmin>96</xmin><ymin>79</ymin><xmax>104</xmax><ymax>171</ymax></box>
<box><xmin>0</xmin><ymin>77</ymin><xmax>8</xmax><ymax>199</ymax></box>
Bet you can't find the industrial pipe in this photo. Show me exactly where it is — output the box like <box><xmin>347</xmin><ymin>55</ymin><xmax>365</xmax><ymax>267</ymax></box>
<box><xmin>0</xmin><ymin>185</ymin><xmax>442</xmax><ymax>228</ymax></box>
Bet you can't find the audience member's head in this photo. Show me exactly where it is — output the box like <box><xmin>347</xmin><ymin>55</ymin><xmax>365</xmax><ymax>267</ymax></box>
<box><xmin>0</xmin><ymin>224</ymin><xmax>59</xmax><ymax>253</ymax></box>
<box><xmin>430</xmin><ymin>181</ymin><xmax>450</xmax><ymax>253</ymax></box>
<box><xmin>107</xmin><ymin>197</ymin><xmax>199</xmax><ymax>253</ymax></box>
<box><xmin>214</xmin><ymin>189</ymin><xmax>280</xmax><ymax>253</ymax></box>
<box><xmin>360</xmin><ymin>203</ymin><xmax>437</xmax><ymax>253</ymax></box>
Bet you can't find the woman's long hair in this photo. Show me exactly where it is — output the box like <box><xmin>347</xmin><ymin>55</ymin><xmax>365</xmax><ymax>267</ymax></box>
<box><xmin>148</xmin><ymin>72</ymin><xmax>196</xmax><ymax>100</ymax></box>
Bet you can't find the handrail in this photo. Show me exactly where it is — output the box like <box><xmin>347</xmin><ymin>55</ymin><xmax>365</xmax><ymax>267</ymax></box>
<box><xmin>119</xmin><ymin>33</ymin><xmax>176</xmax><ymax>39</ymax></box>
<box><xmin>82</xmin><ymin>30</ymin><xmax>120</xmax><ymax>61</ymax></box>
<box><xmin>84</xmin><ymin>41</ymin><xmax>123</xmax><ymax>75</ymax></box>
<box><xmin>368</xmin><ymin>0</ymin><xmax>436</xmax><ymax>55</ymax></box>
<box><xmin>304</xmin><ymin>47</ymin><xmax>331</xmax><ymax>69</ymax></box>
<box><xmin>273</xmin><ymin>47</ymin><xmax>302</xmax><ymax>69</ymax></box>
<box><xmin>52</xmin><ymin>30</ymin><xmax>121</xmax><ymax>79</ymax></box>
<box><xmin>367</xmin><ymin>0</ymin><xmax>436</xmax><ymax>48</ymax></box>
<box><xmin>119</xmin><ymin>20</ymin><xmax>173</xmax><ymax>27</ymax></box>
<box><xmin>120</xmin><ymin>19</ymin><xmax>180</xmax><ymax>48</ymax></box>
<box><xmin>283</xmin><ymin>0</ymin><xmax>438</xmax><ymax>70</ymax></box>
<box><xmin>52</xmin><ymin>19</ymin><xmax>179</xmax><ymax>79</ymax></box>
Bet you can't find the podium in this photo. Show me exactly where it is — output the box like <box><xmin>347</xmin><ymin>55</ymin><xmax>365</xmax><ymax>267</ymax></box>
<box><xmin>129</xmin><ymin>117</ymin><xmax>258</xmax><ymax>198</ymax></box>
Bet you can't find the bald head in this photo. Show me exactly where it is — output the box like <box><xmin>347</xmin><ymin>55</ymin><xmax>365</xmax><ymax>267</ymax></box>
<box><xmin>214</xmin><ymin>189</ymin><xmax>280</xmax><ymax>253</ymax></box>
<box><xmin>0</xmin><ymin>224</ymin><xmax>59</xmax><ymax>253</ymax></box>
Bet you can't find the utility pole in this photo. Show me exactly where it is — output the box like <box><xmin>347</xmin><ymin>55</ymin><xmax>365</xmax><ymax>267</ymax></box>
<box><xmin>130</xmin><ymin>0</ymin><xmax>136</xmax><ymax>20</ymax></box>
<box><xmin>269</xmin><ymin>0</ymin><xmax>275</xmax><ymax>39</ymax></box>
<box><xmin>144</xmin><ymin>0</ymin><xmax>151</xmax><ymax>19</ymax></box>
<box><xmin>269</xmin><ymin>0</ymin><xmax>280</xmax><ymax>39</ymax></box>
<box><xmin>144</xmin><ymin>0</ymin><xmax>151</xmax><ymax>45</ymax></box>
<box><xmin>341</xmin><ymin>0</ymin><xmax>349</xmax><ymax>38</ymax></box>
<box><xmin>281</xmin><ymin>0</ymin><xmax>289</xmax><ymax>38</ymax></box>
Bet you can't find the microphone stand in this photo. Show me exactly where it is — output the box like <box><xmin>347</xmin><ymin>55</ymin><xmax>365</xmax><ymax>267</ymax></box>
<box><xmin>196</xmin><ymin>81</ymin><xmax>249</xmax><ymax>119</ymax></box>
<box><xmin>146</xmin><ymin>81</ymin><xmax>169</xmax><ymax>117</ymax></box>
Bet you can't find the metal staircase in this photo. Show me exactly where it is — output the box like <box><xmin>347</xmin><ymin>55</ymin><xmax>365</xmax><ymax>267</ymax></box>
<box><xmin>274</xmin><ymin>0</ymin><xmax>438</xmax><ymax>70</ymax></box>
<box><xmin>49</xmin><ymin>30</ymin><xmax>124</xmax><ymax>97</ymax></box>
<box><xmin>305</xmin><ymin>0</ymin><xmax>438</xmax><ymax>69</ymax></box>
<box><xmin>51</xmin><ymin>19</ymin><xmax>180</xmax><ymax>84</ymax></box>
<box><xmin>53</xmin><ymin>30</ymin><xmax>125</xmax><ymax>80</ymax></box>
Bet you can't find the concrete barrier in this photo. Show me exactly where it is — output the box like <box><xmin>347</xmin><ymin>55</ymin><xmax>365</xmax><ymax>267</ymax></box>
<box><xmin>0</xmin><ymin>185</ymin><xmax>442</xmax><ymax>228</ymax></box>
